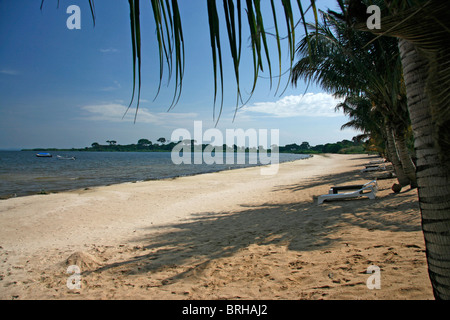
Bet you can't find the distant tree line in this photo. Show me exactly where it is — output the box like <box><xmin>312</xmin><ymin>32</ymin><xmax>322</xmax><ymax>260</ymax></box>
<box><xmin>89</xmin><ymin>138</ymin><xmax>173</xmax><ymax>152</ymax></box>
<box><xmin>24</xmin><ymin>138</ymin><xmax>367</xmax><ymax>154</ymax></box>
<box><xmin>279</xmin><ymin>139</ymin><xmax>366</xmax><ymax>154</ymax></box>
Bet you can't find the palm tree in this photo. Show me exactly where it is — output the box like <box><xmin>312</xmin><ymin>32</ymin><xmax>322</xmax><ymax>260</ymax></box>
<box><xmin>291</xmin><ymin>10</ymin><xmax>416</xmax><ymax>187</ymax></box>
<box><xmin>345</xmin><ymin>0</ymin><xmax>450</xmax><ymax>301</ymax></box>
<box><xmin>336</xmin><ymin>96</ymin><xmax>412</xmax><ymax>185</ymax></box>
<box><xmin>340</xmin><ymin>91</ymin><xmax>414</xmax><ymax>187</ymax></box>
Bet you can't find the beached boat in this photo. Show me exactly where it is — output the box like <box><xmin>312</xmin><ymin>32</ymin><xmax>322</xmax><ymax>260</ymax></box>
<box><xmin>57</xmin><ymin>155</ymin><xmax>76</xmax><ymax>160</ymax></box>
<box><xmin>36</xmin><ymin>153</ymin><xmax>52</xmax><ymax>157</ymax></box>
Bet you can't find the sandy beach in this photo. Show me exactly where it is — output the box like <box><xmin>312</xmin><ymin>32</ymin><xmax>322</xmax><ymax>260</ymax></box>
<box><xmin>0</xmin><ymin>154</ymin><xmax>433</xmax><ymax>300</ymax></box>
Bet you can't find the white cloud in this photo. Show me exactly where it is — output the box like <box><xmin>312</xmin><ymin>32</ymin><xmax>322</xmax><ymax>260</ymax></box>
<box><xmin>239</xmin><ymin>93</ymin><xmax>344</xmax><ymax>118</ymax></box>
<box><xmin>80</xmin><ymin>103</ymin><xmax>198</xmax><ymax>125</ymax></box>
<box><xmin>100</xmin><ymin>80</ymin><xmax>121</xmax><ymax>92</ymax></box>
<box><xmin>99</xmin><ymin>48</ymin><xmax>118</xmax><ymax>53</ymax></box>
<box><xmin>0</xmin><ymin>69</ymin><xmax>19</xmax><ymax>75</ymax></box>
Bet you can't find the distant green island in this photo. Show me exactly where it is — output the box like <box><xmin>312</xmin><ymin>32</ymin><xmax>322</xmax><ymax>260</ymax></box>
<box><xmin>22</xmin><ymin>138</ymin><xmax>368</xmax><ymax>154</ymax></box>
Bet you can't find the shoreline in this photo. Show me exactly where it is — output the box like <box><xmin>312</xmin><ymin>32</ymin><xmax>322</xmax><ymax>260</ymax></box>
<box><xmin>0</xmin><ymin>154</ymin><xmax>433</xmax><ymax>299</ymax></box>
<box><xmin>0</xmin><ymin>151</ymin><xmax>311</xmax><ymax>200</ymax></box>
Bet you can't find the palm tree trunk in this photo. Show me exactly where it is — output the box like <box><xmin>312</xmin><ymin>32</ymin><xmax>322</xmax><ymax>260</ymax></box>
<box><xmin>393</xmin><ymin>128</ymin><xmax>418</xmax><ymax>188</ymax></box>
<box><xmin>399</xmin><ymin>38</ymin><xmax>450</xmax><ymax>300</ymax></box>
<box><xmin>383</xmin><ymin>140</ymin><xmax>391</xmax><ymax>163</ymax></box>
<box><xmin>385</xmin><ymin>124</ymin><xmax>410</xmax><ymax>186</ymax></box>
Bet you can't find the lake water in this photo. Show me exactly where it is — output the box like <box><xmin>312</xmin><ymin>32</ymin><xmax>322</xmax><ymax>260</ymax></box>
<box><xmin>0</xmin><ymin>151</ymin><xmax>310</xmax><ymax>198</ymax></box>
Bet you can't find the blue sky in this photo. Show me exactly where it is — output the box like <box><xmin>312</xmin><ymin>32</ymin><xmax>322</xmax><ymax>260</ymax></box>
<box><xmin>0</xmin><ymin>0</ymin><xmax>359</xmax><ymax>149</ymax></box>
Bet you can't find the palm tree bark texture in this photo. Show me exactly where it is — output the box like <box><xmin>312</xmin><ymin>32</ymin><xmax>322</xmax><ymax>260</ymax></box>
<box><xmin>399</xmin><ymin>39</ymin><xmax>450</xmax><ymax>300</ymax></box>
<box><xmin>350</xmin><ymin>0</ymin><xmax>450</xmax><ymax>300</ymax></box>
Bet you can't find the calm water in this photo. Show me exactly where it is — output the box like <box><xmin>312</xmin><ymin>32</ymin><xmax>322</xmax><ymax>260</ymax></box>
<box><xmin>0</xmin><ymin>151</ymin><xmax>309</xmax><ymax>198</ymax></box>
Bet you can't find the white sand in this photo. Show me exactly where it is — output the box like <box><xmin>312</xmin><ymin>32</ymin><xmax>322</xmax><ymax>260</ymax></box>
<box><xmin>0</xmin><ymin>154</ymin><xmax>433</xmax><ymax>299</ymax></box>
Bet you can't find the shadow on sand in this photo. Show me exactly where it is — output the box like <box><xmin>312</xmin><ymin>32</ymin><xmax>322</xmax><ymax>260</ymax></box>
<box><xmin>89</xmin><ymin>168</ymin><xmax>420</xmax><ymax>285</ymax></box>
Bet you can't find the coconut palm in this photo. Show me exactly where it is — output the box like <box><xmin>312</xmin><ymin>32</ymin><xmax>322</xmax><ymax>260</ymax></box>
<box><xmin>291</xmin><ymin>10</ymin><xmax>416</xmax><ymax>187</ymax></box>
<box><xmin>345</xmin><ymin>0</ymin><xmax>450</xmax><ymax>301</ymax></box>
<box><xmin>337</xmin><ymin>95</ymin><xmax>412</xmax><ymax>185</ymax></box>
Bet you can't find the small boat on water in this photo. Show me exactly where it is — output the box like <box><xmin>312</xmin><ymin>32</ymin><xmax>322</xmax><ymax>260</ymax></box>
<box><xmin>57</xmin><ymin>155</ymin><xmax>76</xmax><ymax>160</ymax></box>
<box><xmin>36</xmin><ymin>153</ymin><xmax>52</xmax><ymax>157</ymax></box>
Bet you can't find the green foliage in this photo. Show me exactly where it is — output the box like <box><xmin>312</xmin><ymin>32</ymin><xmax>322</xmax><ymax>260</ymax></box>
<box><xmin>88</xmin><ymin>139</ymin><xmax>174</xmax><ymax>152</ymax></box>
<box><xmin>24</xmin><ymin>138</ymin><xmax>367</xmax><ymax>154</ymax></box>
<box><xmin>291</xmin><ymin>6</ymin><xmax>411</xmax><ymax>158</ymax></box>
<box><xmin>278</xmin><ymin>139</ymin><xmax>365</xmax><ymax>154</ymax></box>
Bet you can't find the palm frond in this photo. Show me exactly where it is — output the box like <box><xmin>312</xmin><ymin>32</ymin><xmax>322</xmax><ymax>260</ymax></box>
<box><xmin>206</xmin><ymin>0</ymin><xmax>224</xmax><ymax>123</ymax></box>
<box><xmin>350</xmin><ymin>0</ymin><xmax>450</xmax><ymax>163</ymax></box>
<box><xmin>124</xmin><ymin>0</ymin><xmax>141</xmax><ymax>123</ymax></box>
<box><xmin>223</xmin><ymin>0</ymin><xmax>243</xmax><ymax>120</ymax></box>
<box><xmin>42</xmin><ymin>1</ymin><xmax>321</xmax><ymax>124</ymax></box>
